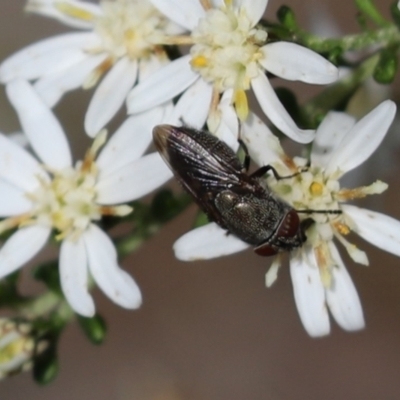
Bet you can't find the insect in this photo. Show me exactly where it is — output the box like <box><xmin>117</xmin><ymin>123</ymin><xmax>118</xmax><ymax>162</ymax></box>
<box><xmin>153</xmin><ymin>124</ymin><xmax>320</xmax><ymax>256</ymax></box>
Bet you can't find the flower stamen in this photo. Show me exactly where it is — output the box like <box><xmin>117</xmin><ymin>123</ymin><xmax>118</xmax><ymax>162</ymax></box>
<box><xmin>81</xmin><ymin>130</ymin><xmax>108</xmax><ymax>172</ymax></box>
<box><xmin>336</xmin><ymin>180</ymin><xmax>388</xmax><ymax>201</ymax></box>
<box><xmin>334</xmin><ymin>231</ymin><xmax>369</xmax><ymax>266</ymax></box>
<box><xmin>333</xmin><ymin>221</ymin><xmax>351</xmax><ymax>235</ymax></box>
<box><xmin>233</xmin><ymin>88</ymin><xmax>249</xmax><ymax>121</ymax></box>
<box><xmin>200</xmin><ymin>0</ymin><xmax>212</xmax><ymax>11</ymax></box>
<box><xmin>100</xmin><ymin>205</ymin><xmax>133</xmax><ymax>217</ymax></box>
<box><xmin>314</xmin><ymin>242</ymin><xmax>333</xmax><ymax>288</ymax></box>
<box><xmin>54</xmin><ymin>2</ymin><xmax>96</xmax><ymax>22</ymax></box>
<box><xmin>84</xmin><ymin>58</ymin><xmax>113</xmax><ymax>89</ymax></box>
<box><xmin>190</xmin><ymin>55</ymin><xmax>208</xmax><ymax>68</ymax></box>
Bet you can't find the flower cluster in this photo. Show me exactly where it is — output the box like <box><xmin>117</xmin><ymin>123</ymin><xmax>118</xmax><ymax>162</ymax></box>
<box><xmin>174</xmin><ymin>104</ymin><xmax>400</xmax><ymax>336</ymax></box>
<box><xmin>0</xmin><ymin>79</ymin><xmax>172</xmax><ymax>317</ymax></box>
<box><xmin>0</xmin><ymin>0</ymin><xmax>398</xmax><ymax>342</ymax></box>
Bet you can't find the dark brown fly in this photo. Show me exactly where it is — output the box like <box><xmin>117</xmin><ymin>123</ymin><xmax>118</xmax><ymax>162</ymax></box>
<box><xmin>153</xmin><ymin>124</ymin><xmax>314</xmax><ymax>256</ymax></box>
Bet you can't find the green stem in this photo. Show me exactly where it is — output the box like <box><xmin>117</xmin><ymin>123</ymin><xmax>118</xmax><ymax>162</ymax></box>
<box><xmin>117</xmin><ymin>224</ymin><xmax>160</xmax><ymax>256</ymax></box>
<box><xmin>16</xmin><ymin>291</ymin><xmax>70</xmax><ymax>320</ymax></box>
<box><xmin>355</xmin><ymin>0</ymin><xmax>391</xmax><ymax>27</ymax></box>
<box><xmin>264</xmin><ymin>14</ymin><xmax>400</xmax><ymax>55</ymax></box>
<box><xmin>296</xmin><ymin>25</ymin><xmax>400</xmax><ymax>53</ymax></box>
<box><xmin>117</xmin><ymin>191</ymin><xmax>192</xmax><ymax>256</ymax></box>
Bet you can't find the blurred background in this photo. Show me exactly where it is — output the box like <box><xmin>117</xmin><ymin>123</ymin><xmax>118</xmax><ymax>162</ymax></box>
<box><xmin>1</xmin><ymin>1</ymin><xmax>400</xmax><ymax>399</ymax></box>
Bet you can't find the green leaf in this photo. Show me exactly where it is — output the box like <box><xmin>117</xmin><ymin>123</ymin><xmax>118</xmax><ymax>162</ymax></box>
<box><xmin>77</xmin><ymin>314</ymin><xmax>107</xmax><ymax>345</ymax></box>
<box><xmin>151</xmin><ymin>190</ymin><xmax>191</xmax><ymax>223</ymax></box>
<box><xmin>373</xmin><ymin>48</ymin><xmax>398</xmax><ymax>83</ymax></box>
<box><xmin>0</xmin><ymin>271</ymin><xmax>21</xmax><ymax>306</ymax></box>
<box><xmin>193</xmin><ymin>211</ymin><xmax>209</xmax><ymax>228</ymax></box>
<box><xmin>276</xmin><ymin>6</ymin><xmax>298</xmax><ymax>30</ymax></box>
<box><xmin>33</xmin><ymin>337</ymin><xmax>59</xmax><ymax>385</ymax></box>
<box><xmin>355</xmin><ymin>0</ymin><xmax>390</xmax><ymax>26</ymax></box>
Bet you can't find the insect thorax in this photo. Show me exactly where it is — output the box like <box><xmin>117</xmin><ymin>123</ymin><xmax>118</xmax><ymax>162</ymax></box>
<box><xmin>214</xmin><ymin>188</ymin><xmax>292</xmax><ymax>246</ymax></box>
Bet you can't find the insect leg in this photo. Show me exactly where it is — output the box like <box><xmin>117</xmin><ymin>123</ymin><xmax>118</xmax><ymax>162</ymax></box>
<box><xmin>250</xmin><ymin>165</ymin><xmax>303</xmax><ymax>180</ymax></box>
<box><xmin>237</xmin><ymin>139</ymin><xmax>250</xmax><ymax>172</ymax></box>
<box><xmin>296</xmin><ymin>209</ymin><xmax>342</xmax><ymax>215</ymax></box>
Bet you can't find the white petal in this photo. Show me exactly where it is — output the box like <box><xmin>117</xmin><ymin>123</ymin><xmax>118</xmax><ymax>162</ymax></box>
<box><xmin>59</xmin><ymin>238</ymin><xmax>95</xmax><ymax>317</ymax></box>
<box><xmin>260</xmin><ymin>43</ymin><xmax>338</xmax><ymax>84</ymax></box>
<box><xmin>7</xmin><ymin>132</ymin><xmax>29</xmax><ymax>148</ymax></box>
<box><xmin>311</xmin><ymin>112</ymin><xmax>356</xmax><ymax>168</ymax></box>
<box><xmin>127</xmin><ymin>55</ymin><xmax>199</xmax><ymax>114</ymax></box>
<box><xmin>0</xmin><ymin>33</ymin><xmax>97</xmax><ymax>82</ymax></box>
<box><xmin>214</xmin><ymin>90</ymin><xmax>240</xmax><ymax>151</ymax></box>
<box><xmin>240</xmin><ymin>0</ymin><xmax>268</xmax><ymax>27</ymax></box>
<box><xmin>289</xmin><ymin>248</ymin><xmax>330</xmax><ymax>337</ymax></box>
<box><xmin>326</xmin><ymin>242</ymin><xmax>365</xmax><ymax>331</ymax></box>
<box><xmin>0</xmin><ymin>181</ymin><xmax>32</xmax><ymax>217</ymax></box>
<box><xmin>241</xmin><ymin>111</ymin><xmax>287</xmax><ymax>169</ymax></box>
<box><xmin>6</xmin><ymin>80</ymin><xmax>72</xmax><ymax>169</ymax></box>
<box><xmin>0</xmin><ymin>225</ymin><xmax>51</xmax><ymax>280</ymax></box>
<box><xmin>83</xmin><ymin>224</ymin><xmax>142</xmax><ymax>309</ymax></box>
<box><xmin>164</xmin><ymin>20</ymin><xmax>187</xmax><ymax>35</ymax></box>
<box><xmin>34</xmin><ymin>53</ymin><xmax>107</xmax><ymax>107</ymax></box>
<box><xmin>26</xmin><ymin>0</ymin><xmax>101</xmax><ymax>29</ymax></box>
<box><xmin>166</xmin><ymin>78</ymin><xmax>212</xmax><ymax>129</ymax></box>
<box><xmin>251</xmin><ymin>72</ymin><xmax>315</xmax><ymax>143</ymax></box>
<box><xmin>0</xmin><ymin>133</ymin><xmax>47</xmax><ymax>191</ymax></box>
<box><xmin>149</xmin><ymin>0</ymin><xmax>205</xmax><ymax>30</ymax></box>
<box><xmin>138</xmin><ymin>55</ymin><xmax>165</xmax><ymax>82</ymax></box>
<box><xmin>4</xmin><ymin>48</ymin><xmax>86</xmax><ymax>83</ymax></box>
<box><xmin>211</xmin><ymin>0</ymin><xmax>225</xmax><ymax>7</ymax></box>
<box><xmin>174</xmin><ymin>222</ymin><xmax>250</xmax><ymax>261</ymax></box>
<box><xmin>96</xmin><ymin>152</ymin><xmax>173</xmax><ymax>204</ymax></box>
<box><xmin>334</xmin><ymin>231</ymin><xmax>369</xmax><ymax>266</ymax></box>
<box><xmin>326</xmin><ymin>100</ymin><xmax>397</xmax><ymax>176</ymax></box>
<box><xmin>85</xmin><ymin>58</ymin><xmax>138</xmax><ymax>137</ymax></box>
<box><xmin>97</xmin><ymin>107</ymin><xmax>164</xmax><ymax>178</ymax></box>
<box><xmin>342</xmin><ymin>205</ymin><xmax>400</xmax><ymax>257</ymax></box>
<box><xmin>265</xmin><ymin>256</ymin><xmax>281</xmax><ymax>287</ymax></box>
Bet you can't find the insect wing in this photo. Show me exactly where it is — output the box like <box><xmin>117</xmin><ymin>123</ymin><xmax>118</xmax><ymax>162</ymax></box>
<box><xmin>153</xmin><ymin>125</ymin><xmax>242</xmax><ymax>190</ymax></box>
<box><xmin>153</xmin><ymin>125</ymin><xmax>243</xmax><ymax>224</ymax></box>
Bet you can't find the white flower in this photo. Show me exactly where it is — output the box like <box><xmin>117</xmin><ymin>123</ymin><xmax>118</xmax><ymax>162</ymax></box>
<box><xmin>0</xmin><ymin>0</ymin><xmax>182</xmax><ymax>136</ymax></box>
<box><xmin>0</xmin><ymin>79</ymin><xmax>172</xmax><ymax>317</ymax></box>
<box><xmin>0</xmin><ymin>319</ymin><xmax>44</xmax><ymax>378</ymax></box>
<box><xmin>173</xmin><ymin>100</ymin><xmax>399</xmax><ymax>337</ymax></box>
<box><xmin>127</xmin><ymin>0</ymin><xmax>338</xmax><ymax>143</ymax></box>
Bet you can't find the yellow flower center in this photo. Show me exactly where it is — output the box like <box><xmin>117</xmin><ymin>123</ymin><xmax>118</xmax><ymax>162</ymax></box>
<box><xmin>266</xmin><ymin>158</ymin><xmax>388</xmax><ymax>268</ymax></box>
<box><xmin>93</xmin><ymin>0</ymin><xmax>168</xmax><ymax>60</ymax></box>
<box><xmin>310</xmin><ymin>181</ymin><xmax>324</xmax><ymax>196</ymax></box>
<box><xmin>190</xmin><ymin>2</ymin><xmax>267</xmax><ymax>119</ymax></box>
<box><xmin>28</xmin><ymin>163</ymin><xmax>101</xmax><ymax>241</ymax></box>
<box><xmin>0</xmin><ymin>132</ymin><xmax>132</xmax><ymax>241</ymax></box>
<box><xmin>0</xmin><ymin>320</ymin><xmax>34</xmax><ymax>376</ymax></box>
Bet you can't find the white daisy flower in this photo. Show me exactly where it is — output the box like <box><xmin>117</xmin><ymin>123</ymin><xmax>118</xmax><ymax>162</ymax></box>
<box><xmin>0</xmin><ymin>0</ymin><xmax>182</xmax><ymax>136</ymax></box>
<box><xmin>0</xmin><ymin>79</ymin><xmax>172</xmax><ymax>317</ymax></box>
<box><xmin>127</xmin><ymin>0</ymin><xmax>338</xmax><ymax>143</ymax></box>
<box><xmin>173</xmin><ymin>100</ymin><xmax>399</xmax><ymax>337</ymax></box>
